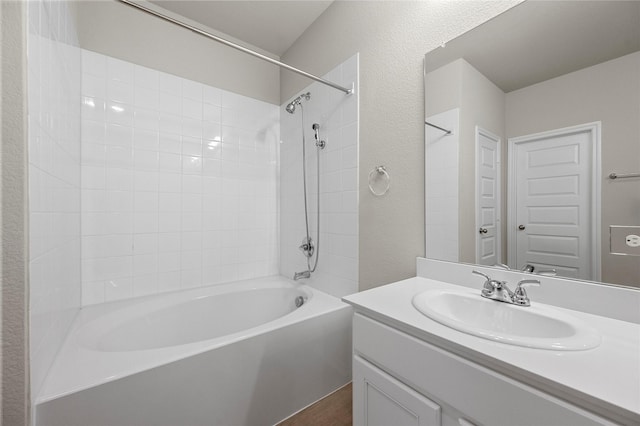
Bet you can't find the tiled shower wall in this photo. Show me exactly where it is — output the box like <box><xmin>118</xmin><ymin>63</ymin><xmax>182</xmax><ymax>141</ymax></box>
<box><xmin>27</xmin><ymin>0</ymin><xmax>82</xmax><ymax>398</ymax></box>
<box><xmin>80</xmin><ymin>50</ymin><xmax>279</xmax><ymax>306</ymax></box>
<box><xmin>280</xmin><ymin>54</ymin><xmax>359</xmax><ymax>298</ymax></box>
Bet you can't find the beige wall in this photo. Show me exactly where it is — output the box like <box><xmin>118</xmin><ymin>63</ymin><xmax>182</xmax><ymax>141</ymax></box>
<box><xmin>1</xmin><ymin>1</ymin><xmax>30</xmax><ymax>423</ymax></box>
<box><xmin>425</xmin><ymin>59</ymin><xmax>506</xmax><ymax>264</ymax></box>
<box><xmin>282</xmin><ymin>1</ymin><xmax>519</xmax><ymax>290</ymax></box>
<box><xmin>74</xmin><ymin>0</ymin><xmax>280</xmax><ymax>105</ymax></box>
<box><xmin>458</xmin><ymin>60</ymin><xmax>506</xmax><ymax>263</ymax></box>
<box><xmin>506</xmin><ymin>51</ymin><xmax>640</xmax><ymax>287</ymax></box>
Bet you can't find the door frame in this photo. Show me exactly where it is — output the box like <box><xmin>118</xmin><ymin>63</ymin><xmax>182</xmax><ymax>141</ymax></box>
<box><xmin>475</xmin><ymin>126</ymin><xmax>502</xmax><ymax>265</ymax></box>
<box><xmin>507</xmin><ymin>122</ymin><xmax>601</xmax><ymax>281</ymax></box>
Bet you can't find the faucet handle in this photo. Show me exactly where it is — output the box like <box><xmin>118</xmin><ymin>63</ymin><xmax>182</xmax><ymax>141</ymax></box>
<box><xmin>536</xmin><ymin>269</ymin><xmax>557</xmax><ymax>276</ymax></box>
<box><xmin>494</xmin><ymin>263</ymin><xmax>511</xmax><ymax>270</ymax></box>
<box><xmin>513</xmin><ymin>279</ymin><xmax>541</xmax><ymax>306</ymax></box>
<box><xmin>472</xmin><ymin>270</ymin><xmax>491</xmax><ymax>281</ymax></box>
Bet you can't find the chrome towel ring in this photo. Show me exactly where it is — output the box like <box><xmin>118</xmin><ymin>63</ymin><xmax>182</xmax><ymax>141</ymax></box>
<box><xmin>368</xmin><ymin>166</ymin><xmax>390</xmax><ymax>196</ymax></box>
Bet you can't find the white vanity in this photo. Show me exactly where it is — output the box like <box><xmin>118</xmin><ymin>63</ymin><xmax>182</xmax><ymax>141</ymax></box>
<box><xmin>342</xmin><ymin>259</ymin><xmax>640</xmax><ymax>426</ymax></box>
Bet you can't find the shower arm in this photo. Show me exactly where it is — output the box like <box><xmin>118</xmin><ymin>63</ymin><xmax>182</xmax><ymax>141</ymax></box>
<box><xmin>116</xmin><ymin>0</ymin><xmax>353</xmax><ymax>95</ymax></box>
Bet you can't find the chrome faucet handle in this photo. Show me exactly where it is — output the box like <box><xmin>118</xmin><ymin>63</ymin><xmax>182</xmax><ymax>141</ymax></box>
<box><xmin>536</xmin><ymin>269</ymin><xmax>557</xmax><ymax>277</ymax></box>
<box><xmin>473</xmin><ymin>270</ymin><xmax>503</xmax><ymax>296</ymax></box>
<box><xmin>513</xmin><ymin>279</ymin><xmax>541</xmax><ymax>306</ymax></box>
<box><xmin>494</xmin><ymin>263</ymin><xmax>511</xmax><ymax>270</ymax></box>
<box><xmin>472</xmin><ymin>270</ymin><xmax>491</xmax><ymax>281</ymax></box>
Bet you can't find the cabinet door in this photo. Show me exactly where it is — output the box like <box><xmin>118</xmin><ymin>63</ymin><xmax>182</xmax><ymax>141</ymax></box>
<box><xmin>354</xmin><ymin>356</ymin><xmax>441</xmax><ymax>426</ymax></box>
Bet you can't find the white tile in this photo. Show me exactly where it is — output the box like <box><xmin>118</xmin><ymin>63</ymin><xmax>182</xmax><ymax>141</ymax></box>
<box><xmin>158</xmin><ymin>172</ymin><xmax>181</xmax><ymax>192</ymax></box>
<box><xmin>158</xmin><ymin>232</ymin><xmax>180</xmax><ymax>252</ymax></box>
<box><xmin>82</xmin><ymin>74</ymin><xmax>106</xmax><ymax>99</ymax></box>
<box><xmin>106</xmin><ymin>102</ymin><xmax>133</xmax><ymax>126</ymax></box>
<box><xmin>203</xmin><ymin>103</ymin><xmax>221</xmax><ymax>123</ymax></box>
<box><xmin>134</xmin><ymin>212</ymin><xmax>159</xmax><ymax>234</ymax></box>
<box><xmin>182</xmin><ymin>98</ymin><xmax>202</xmax><ymax>120</ymax></box>
<box><xmin>158</xmin><ymin>251</ymin><xmax>180</xmax><ymax>272</ymax></box>
<box><xmin>134</xmin><ymin>149</ymin><xmax>159</xmax><ymax>171</ymax></box>
<box><xmin>134</xmin><ymin>108</ymin><xmax>159</xmax><ymax>131</ymax></box>
<box><xmin>134</xmin><ymin>191</ymin><xmax>159</xmax><ymax>211</ymax></box>
<box><xmin>159</xmin><ymin>212</ymin><xmax>181</xmax><ymax>232</ymax></box>
<box><xmin>134</xmin><ymin>86</ymin><xmax>159</xmax><ymax>110</ymax></box>
<box><xmin>82</xmin><ymin>50</ymin><xmax>106</xmax><ymax>78</ymax></box>
<box><xmin>106</xmin><ymin>168</ymin><xmax>133</xmax><ymax>191</ymax></box>
<box><xmin>158</xmin><ymin>271</ymin><xmax>181</xmax><ymax>292</ymax></box>
<box><xmin>105</xmin><ymin>145</ymin><xmax>133</xmax><ymax>169</ymax></box>
<box><xmin>105</xmin><ymin>276</ymin><xmax>133</xmax><ymax>301</ymax></box>
<box><xmin>82</xmin><ymin>280</ymin><xmax>105</xmax><ymax>306</ymax></box>
<box><xmin>159</xmin><ymin>152</ymin><xmax>181</xmax><ymax>173</ymax></box>
<box><xmin>203</xmin><ymin>85</ymin><xmax>221</xmax><ymax>106</ymax></box>
<box><xmin>182</xmin><ymin>118</ymin><xmax>202</xmax><ymax>139</ymax></box>
<box><xmin>181</xmin><ymin>232</ymin><xmax>202</xmax><ymax>251</ymax></box>
<box><xmin>81</xmin><ymin>166</ymin><xmax>106</xmax><ymax>189</ymax></box>
<box><xmin>159</xmin><ymin>133</ymin><xmax>181</xmax><ymax>154</ymax></box>
<box><xmin>134</xmin><ymin>253</ymin><xmax>158</xmax><ymax>276</ymax></box>
<box><xmin>181</xmin><ymin>79</ymin><xmax>202</xmax><ymax>101</ymax></box>
<box><xmin>133</xmin><ymin>129</ymin><xmax>158</xmax><ymax>151</ymax></box>
<box><xmin>182</xmin><ymin>155</ymin><xmax>202</xmax><ymax>175</ymax></box>
<box><xmin>134</xmin><ymin>170</ymin><xmax>158</xmax><ymax>192</ymax></box>
<box><xmin>182</xmin><ymin>136</ymin><xmax>203</xmax><ymax>157</ymax></box>
<box><xmin>133</xmin><ymin>274</ymin><xmax>158</xmax><ymax>297</ymax></box>
<box><xmin>105</xmin><ymin>123</ymin><xmax>133</xmax><ymax>147</ymax></box>
<box><xmin>159</xmin><ymin>72</ymin><xmax>181</xmax><ymax>96</ymax></box>
<box><xmin>107</xmin><ymin>57</ymin><xmax>134</xmax><ymax>84</ymax></box>
<box><xmin>159</xmin><ymin>92</ymin><xmax>181</xmax><ymax>115</ymax></box>
<box><xmin>159</xmin><ymin>192</ymin><xmax>181</xmax><ymax>212</ymax></box>
<box><xmin>134</xmin><ymin>65</ymin><xmax>158</xmax><ymax>90</ymax></box>
<box><xmin>107</xmin><ymin>79</ymin><xmax>133</xmax><ymax>104</ymax></box>
<box><xmin>159</xmin><ymin>113</ymin><xmax>181</xmax><ymax>135</ymax></box>
<box><xmin>133</xmin><ymin>233</ymin><xmax>158</xmax><ymax>255</ymax></box>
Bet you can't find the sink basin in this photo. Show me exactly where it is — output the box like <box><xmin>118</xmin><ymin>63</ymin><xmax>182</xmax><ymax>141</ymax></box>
<box><xmin>412</xmin><ymin>289</ymin><xmax>601</xmax><ymax>351</ymax></box>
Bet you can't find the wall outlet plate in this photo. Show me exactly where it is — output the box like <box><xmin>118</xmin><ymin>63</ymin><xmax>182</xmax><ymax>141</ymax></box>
<box><xmin>610</xmin><ymin>226</ymin><xmax>640</xmax><ymax>256</ymax></box>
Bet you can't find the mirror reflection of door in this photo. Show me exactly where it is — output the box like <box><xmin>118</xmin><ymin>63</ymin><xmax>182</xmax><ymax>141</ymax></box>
<box><xmin>475</xmin><ymin>127</ymin><xmax>501</xmax><ymax>266</ymax></box>
<box><xmin>508</xmin><ymin>123</ymin><xmax>601</xmax><ymax>281</ymax></box>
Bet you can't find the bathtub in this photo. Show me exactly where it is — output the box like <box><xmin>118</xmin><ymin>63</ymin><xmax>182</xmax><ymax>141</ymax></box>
<box><xmin>36</xmin><ymin>276</ymin><xmax>353</xmax><ymax>426</ymax></box>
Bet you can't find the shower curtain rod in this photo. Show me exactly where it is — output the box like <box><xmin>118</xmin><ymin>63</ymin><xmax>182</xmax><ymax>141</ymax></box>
<box><xmin>425</xmin><ymin>121</ymin><xmax>452</xmax><ymax>135</ymax></box>
<box><xmin>117</xmin><ymin>0</ymin><xmax>353</xmax><ymax>95</ymax></box>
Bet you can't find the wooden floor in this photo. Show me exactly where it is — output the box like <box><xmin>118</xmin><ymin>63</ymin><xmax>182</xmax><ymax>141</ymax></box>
<box><xmin>277</xmin><ymin>383</ymin><xmax>352</xmax><ymax>426</ymax></box>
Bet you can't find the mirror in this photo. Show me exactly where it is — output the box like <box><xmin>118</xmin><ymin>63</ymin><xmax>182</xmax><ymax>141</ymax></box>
<box><xmin>424</xmin><ymin>1</ymin><xmax>640</xmax><ymax>288</ymax></box>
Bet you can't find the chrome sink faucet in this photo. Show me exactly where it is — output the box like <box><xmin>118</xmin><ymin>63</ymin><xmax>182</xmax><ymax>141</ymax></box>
<box><xmin>472</xmin><ymin>271</ymin><xmax>540</xmax><ymax>307</ymax></box>
<box><xmin>494</xmin><ymin>263</ymin><xmax>557</xmax><ymax>277</ymax></box>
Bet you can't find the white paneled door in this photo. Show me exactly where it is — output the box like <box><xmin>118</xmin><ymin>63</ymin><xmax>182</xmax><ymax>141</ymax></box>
<box><xmin>476</xmin><ymin>128</ymin><xmax>501</xmax><ymax>266</ymax></box>
<box><xmin>508</xmin><ymin>123</ymin><xmax>601</xmax><ymax>280</ymax></box>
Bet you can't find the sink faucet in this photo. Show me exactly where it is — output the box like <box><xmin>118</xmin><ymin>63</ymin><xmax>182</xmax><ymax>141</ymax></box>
<box><xmin>494</xmin><ymin>263</ymin><xmax>557</xmax><ymax>277</ymax></box>
<box><xmin>472</xmin><ymin>271</ymin><xmax>540</xmax><ymax>307</ymax></box>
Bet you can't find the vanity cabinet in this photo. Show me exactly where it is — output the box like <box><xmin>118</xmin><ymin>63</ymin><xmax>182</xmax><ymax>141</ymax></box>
<box><xmin>352</xmin><ymin>313</ymin><xmax>616</xmax><ymax>426</ymax></box>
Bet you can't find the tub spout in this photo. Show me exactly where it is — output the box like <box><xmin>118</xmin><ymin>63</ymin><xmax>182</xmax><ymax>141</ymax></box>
<box><xmin>293</xmin><ymin>270</ymin><xmax>311</xmax><ymax>280</ymax></box>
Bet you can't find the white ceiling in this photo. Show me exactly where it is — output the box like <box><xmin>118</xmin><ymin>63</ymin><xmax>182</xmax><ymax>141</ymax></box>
<box><xmin>148</xmin><ymin>1</ymin><xmax>333</xmax><ymax>57</ymax></box>
<box><xmin>425</xmin><ymin>1</ymin><xmax>640</xmax><ymax>93</ymax></box>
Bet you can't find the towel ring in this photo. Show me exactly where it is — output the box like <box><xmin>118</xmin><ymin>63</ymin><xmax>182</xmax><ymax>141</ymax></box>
<box><xmin>368</xmin><ymin>166</ymin><xmax>390</xmax><ymax>196</ymax></box>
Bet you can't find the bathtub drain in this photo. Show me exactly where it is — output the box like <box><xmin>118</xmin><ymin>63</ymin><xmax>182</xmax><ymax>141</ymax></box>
<box><xmin>295</xmin><ymin>296</ymin><xmax>306</xmax><ymax>308</ymax></box>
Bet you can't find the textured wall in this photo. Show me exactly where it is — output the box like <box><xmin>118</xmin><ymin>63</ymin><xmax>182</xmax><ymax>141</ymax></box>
<box><xmin>281</xmin><ymin>1</ymin><xmax>520</xmax><ymax>290</ymax></box>
<box><xmin>1</xmin><ymin>1</ymin><xmax>30</xmax><ymax>424</ymax></box>
<box><xmin>74</xmin><ymin>0</ymin><xmax>280</xmax><ymax>105</ymax></box>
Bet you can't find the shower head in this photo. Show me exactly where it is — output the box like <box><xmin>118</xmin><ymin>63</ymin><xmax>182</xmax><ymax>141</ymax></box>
<box><xmin>285</xmin><ymin>92</ymin><xmax>311</xmax><ymax>114</ymax></box>
<box><xmin>285</xmin><ymin>102</ymin><xmax>297</xmax><ymax>114</ymax></box>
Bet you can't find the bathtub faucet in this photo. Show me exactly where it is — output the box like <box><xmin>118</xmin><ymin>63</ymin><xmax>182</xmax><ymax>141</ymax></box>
<box><xmin>293</xmin><ymin>270</ymin><xmax>311</xmax><ymax>280</ymax></box>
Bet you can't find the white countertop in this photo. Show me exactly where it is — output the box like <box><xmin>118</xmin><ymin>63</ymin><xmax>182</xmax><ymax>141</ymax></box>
<box><xmin>343</xmin><ymin>276</ymin><xmax>640</xmax><ymax>424</ymax></box>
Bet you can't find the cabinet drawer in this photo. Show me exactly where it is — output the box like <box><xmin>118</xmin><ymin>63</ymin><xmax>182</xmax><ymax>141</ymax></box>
<box><xmin>353</xmin><ymin>314</ymin><xmax>615</xmax><ymax>426</ymax></box>
<box><xmin>354</xmin><ymin>355</ymin><xmax>441</xmax><ymax>426</ymax></box>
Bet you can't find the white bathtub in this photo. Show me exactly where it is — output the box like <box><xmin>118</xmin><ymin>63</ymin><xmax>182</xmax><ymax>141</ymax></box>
<box><xmin>36</xmin><ymin>276</ymin><xmax>353</xmax><ymax>426</ymax></box>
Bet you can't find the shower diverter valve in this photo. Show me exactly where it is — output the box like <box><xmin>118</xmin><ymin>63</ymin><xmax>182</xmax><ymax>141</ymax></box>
<box><xmin>299</xmin><ymin>237</ymin><xmax>315</xmax><ymax>257</ymax></box>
